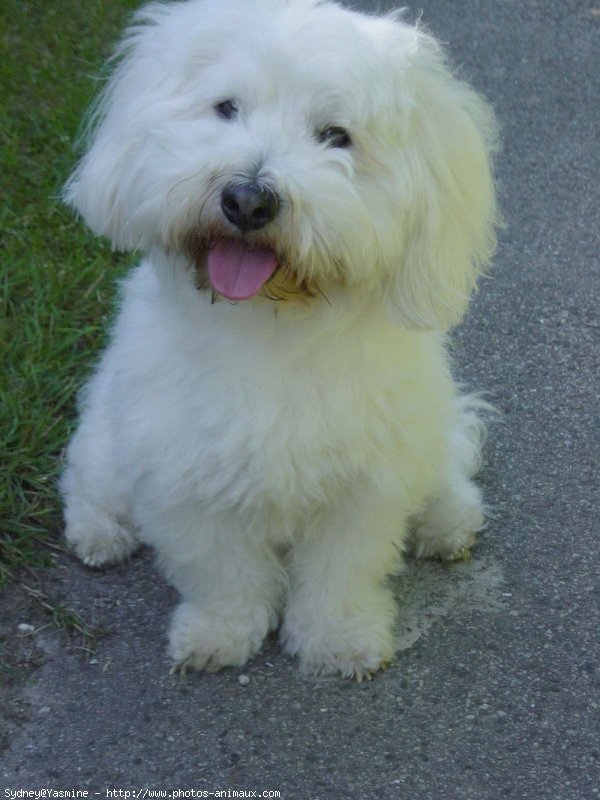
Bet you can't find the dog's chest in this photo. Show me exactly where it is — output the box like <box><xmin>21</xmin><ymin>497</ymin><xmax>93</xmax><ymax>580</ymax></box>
<box><xmin>192</xmin><ymin>349</ymin><xmax>386</xmax><ymax>509</ymax></box>
<box><xmin>124</xmin><ymin>279</ymin><xmax>443</xmax><ymax>513</ymax></box>
<box><xmin>160</xmin><ymin>306</ymin><xmax>414</xmax><ymax>511</ymax></box>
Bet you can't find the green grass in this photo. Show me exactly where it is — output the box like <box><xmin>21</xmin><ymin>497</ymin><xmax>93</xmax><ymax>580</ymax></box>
<box><xmin>1</xmin><ymin>0</ymin><xmax>140</xmax><ymax>584</ymax></box>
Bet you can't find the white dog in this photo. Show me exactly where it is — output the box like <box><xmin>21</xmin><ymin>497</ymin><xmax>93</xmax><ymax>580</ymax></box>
<box><xmin>61</xmin><ymin>0</ymin><xmax>497</xmax><ymax>679</ymax></box>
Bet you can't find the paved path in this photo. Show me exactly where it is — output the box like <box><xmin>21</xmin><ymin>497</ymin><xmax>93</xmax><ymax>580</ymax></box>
<box><xmin>2</xmin><ymin>2</ymin><xmax>598</xmax><ymax>798</ymax></box>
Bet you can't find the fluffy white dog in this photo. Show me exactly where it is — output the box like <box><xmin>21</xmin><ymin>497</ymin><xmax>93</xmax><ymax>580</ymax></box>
<box><xmin>61</xmin><ymin>0</ymin><xmax>497</xmax><ymax>679</ymax></box>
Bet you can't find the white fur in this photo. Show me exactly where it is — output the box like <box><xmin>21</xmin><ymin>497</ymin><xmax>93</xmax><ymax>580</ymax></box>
<box><xmin>61</xmin><ymin>0</ymin><xmax>497</xmax><ymax>679</ymax></box>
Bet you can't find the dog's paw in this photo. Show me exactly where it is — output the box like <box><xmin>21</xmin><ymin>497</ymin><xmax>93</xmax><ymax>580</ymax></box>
<box><xmin>66</xmin><ymin>515</ymin><xmax>138</xmax><ymax>568</ymax></box>
<box><xmin>281</xmin><ymin>596</ymin><xmax>396</xmax><ymax>681</ymax></box>
<box><xmin>291</xmin><ymin>634</ymin><xmax>395</xmax><ymax>681</ymax></box>
<box><xmin>412</xmin><ymin>524</ymin><xmax>478</xmax><ymax>562</ymax></box>
<box><xmin>168</xmin><ymin>601</ymin><xmax>274</xmax><ymax>674</ymax></box>
<box><xmin>412</xmin><ymin>487</ymin><xmax>483</xmax><ymax>561</ymax></box>
<box><xmin>444</xmin><ymin>544</ymin><xmax>473</xmax><ymax>563</ymax></box>
<box><xmin>299</xmin><ymin>651</ymin><xmax>393</xmax><ymax>682</ymax></box>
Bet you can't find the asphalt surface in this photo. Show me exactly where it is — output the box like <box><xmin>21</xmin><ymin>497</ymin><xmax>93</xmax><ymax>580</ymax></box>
<box><xmin>2</xmin><ymin>1</ymin><xmax>599</xmax><ymax>798</ymax></box>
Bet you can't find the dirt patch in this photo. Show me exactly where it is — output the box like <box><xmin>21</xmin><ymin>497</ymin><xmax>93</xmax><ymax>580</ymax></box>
<box><xmin>0</xmin><ymin>562</ymin><xmax>100</xmax><ymax>755</ymax></box>
<box><xmin>0</xmin><ymin>581</ymin><xmax>51</xmax><ymax>753</ymax></box>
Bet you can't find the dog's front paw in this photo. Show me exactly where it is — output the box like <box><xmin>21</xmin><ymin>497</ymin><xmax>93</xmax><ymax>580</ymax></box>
<box><xmin>168</xmin><ymin>601</ymin><xmax>275</xmax><ymax>674</ymax></box>
<box><xmin>281</xmin><ymin>592</ymin><xmax>396</xmax><ymax>681</ymax></box>
<box><xmin>300</xmin><ymin>649</ymin><xmax>392</xmax><ymax>682</ymax></box>
<box><xmin>65</xmin><ymin>510</ymin><xmax>138</xmax><ymax>568</ymax></box>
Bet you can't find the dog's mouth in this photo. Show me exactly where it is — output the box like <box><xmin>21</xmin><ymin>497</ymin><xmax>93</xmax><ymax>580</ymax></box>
<box><xmin>207</xmin><ymin>238</ymin><xmax>278</xmax><ymax>301</ymax></box>
<box><xmin>184</xmin><ymin>231</ymin><xmax>322</xmax><ymax>304</ymax></box>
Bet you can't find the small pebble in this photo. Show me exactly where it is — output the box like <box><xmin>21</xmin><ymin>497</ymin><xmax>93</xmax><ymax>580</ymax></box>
<box><xmin>17</xmin><ymin>623</ymin><xmax>35</xmax><ymax>635</ymax></box>
<box><xmin>238</xmin><ymin>674</ymin><xmax>250</xmax><ymax>686</ymax></box>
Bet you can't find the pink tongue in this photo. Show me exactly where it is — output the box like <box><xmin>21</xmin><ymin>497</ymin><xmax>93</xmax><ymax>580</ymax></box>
<box><xmin>208</xmin><ymin>239</ymin><xmax>278</xmax><ymax>301</ymax></box>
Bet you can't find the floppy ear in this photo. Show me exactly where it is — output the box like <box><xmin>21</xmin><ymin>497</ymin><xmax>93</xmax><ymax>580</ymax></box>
<box><xmin>63</xmin><ymin>98</ymin><xmax>140</xmax><ymax>250</ymax></box>
<box><xmin>389</xmin><ymin>29</ymin><xmax>498</xmax><ymax>330</ymax></box>
<box><xmin>62</xmin><ymin>4</ymin><xmax>175</xmax><ymax>250</ymax></box>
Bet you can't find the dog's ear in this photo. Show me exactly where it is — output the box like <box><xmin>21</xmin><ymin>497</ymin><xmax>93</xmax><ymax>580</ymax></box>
<box><xmin>64</xmin><ymin>65</ymin><xmax>140</xmax><ymax>250</ymax></box>
<box><xmin>63</xmin><ymin>112</ymin><xmax>136</xmax><ymax>250</ymax></box>
<box><xmin>63</xmin><ymin>5</ymin><xmax>173</xmax><ymax>251</ymax></box>
<box><xmin>385</xmin><ymin>26</ymin><xmax>498</xmax><ymax>330</ymax></box>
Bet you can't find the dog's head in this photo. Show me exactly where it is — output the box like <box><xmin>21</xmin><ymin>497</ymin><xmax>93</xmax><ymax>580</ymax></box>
<box><xmin>65</xmin><ymin>0</ymin><xmax>497</xmax><ymax>329</ymax></box>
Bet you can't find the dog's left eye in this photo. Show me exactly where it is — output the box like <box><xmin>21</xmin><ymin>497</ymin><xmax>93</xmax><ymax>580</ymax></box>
<box><xmin>316</xmin><ymin>126</ymin><xmax>352</xmax><ymax>148</ymax></box>
<box><xmin>214</xmin><ymin>99</ymin><xmax>239</xmax><ymax>120</ymax></box>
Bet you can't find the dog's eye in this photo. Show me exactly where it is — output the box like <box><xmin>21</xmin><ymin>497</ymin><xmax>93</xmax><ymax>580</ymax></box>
<box><xmin>214</xmin><ymin>99</ymin><xmax>238</xmax><ymax>120</ymax></box>
<box><xmin>316</xmin><ymin>126</ymin><xmax>352</xmax><ymax>148</ymax></box>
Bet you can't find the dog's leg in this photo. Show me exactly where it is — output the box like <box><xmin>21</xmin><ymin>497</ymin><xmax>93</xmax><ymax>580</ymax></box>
<box><xmin>156</xmin><ymin>510</ymin><xmax>286</xmax><ymax>672</ymax></box>
<box><xmin>411</xmin><ymin>396</ymin><xmax>487</xmax><ymax>561</ymax></box>
<box><xmin>281</xmin><ymin>484</ymin><xmax>404</xmax><ymax>680</ymax></box>
<box><xmin>61</xmin><ymin>417</ymin><xmax>138</xmax><ymax>568</ymax></box>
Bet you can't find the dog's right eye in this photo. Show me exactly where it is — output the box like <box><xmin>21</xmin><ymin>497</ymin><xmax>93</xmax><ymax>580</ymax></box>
<box><xmin>214</xmin><ymin>99</ymin><xmax>238</xmax><ymax>120</ymax></box>
<box><xmin>316</xmin><ymin>126</ymin><xmax>352</xmax><ymax>149</ymax></box>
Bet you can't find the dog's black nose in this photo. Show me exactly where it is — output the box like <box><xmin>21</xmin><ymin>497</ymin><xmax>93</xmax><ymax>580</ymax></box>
<box><xmin>221</xmin><ymin>182</ymin><xmax>279</xmax><ymax>232</ymax></box>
